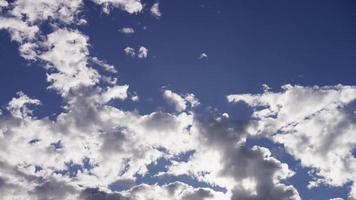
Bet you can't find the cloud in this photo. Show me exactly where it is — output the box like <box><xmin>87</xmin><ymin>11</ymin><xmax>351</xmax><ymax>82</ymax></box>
<box><xmin>40</xmin><ymin>29</ymin><xmax>100</xmax><ymax>96</ymax></box>
<box><xmin>131</xmin><ymin>95</ymin><xmax>139</xmax><ymax>102</ymax></box>
<box><xmin>0</xmin><ymin>17</ymin><xmax>39</xmax><ymax>42</ymax></box>
<box><xmin>99</xmin><ymin>85</ymin><xmax>129</xmax><ymax>103</ymax></box>
<box><xmin>228</xmin><ymin>84</ymin><xmax>356</xmax><ymax>198</ymax></box>
<box><xmin>166</xmin><ymin>114</ymin><xmax>300</xmax><ymax>200</ymax></box>
<box><xmin>90</xmin><ymin>0</ymin><xmax>143</xmax><ymax>14</ymax></box>
<box><xmin>163</xmin><ymin>90</ymin><xmax>187</xmax><ymax>112</ymax></box>
<box><xmin>163</xmin><ymin>90</ymin><xmax>200</xmax><ymax>112</ymax></box>
<box><xmin>199</xmin><ymin>53</ymin><xmax>208</xmax><ymax>59</ymax></box>
<box><xmin>7</xmin><ymin>92</ymin><xmax>41</xmax><ymax>119</ymax></box>
<box><xmin>137</xmin><ymin>46</ymin><xmax>148</xmax><ymax>59</ymax></box>
<box><xmin>9</xmin><ymin>0</ymin><xmax>83</xmax><ymax>24</ymax></box>
<box><xmin>0</xmin><ymin>1</ymin><xmax>353</xmax><ymax>199</ymax></box>
<box><xmin>90</xmin><ymin>57</ymin><xmax>117</xmax><ymax>73</ymax></box>
<box><xmin>0</xmin><ymin>17</ymin><xmax>39</xmax><ymax>59</ymax></box>
<box><xmin>124</xmin><ymin>47</ymin><xmax>136</xmax><ymax>57</ymax></box>
<box><xmin>0</xmin><ymin>0</ymin><xmax>8</xmax><ymax>7</ymax></box>
<box><xmin>79</xmin><ymin>182</ymin><xmax>226</xmax><ymax>200</ymax></box>
<box><xmin>119</xmin><ymin>27</ymin><xmax>135</xmax><ymax>34</ymax></box>
<box><xmin>150</xmin><ymin>2</ymin><xmax>162</xmax><ymax>18</ymax></box>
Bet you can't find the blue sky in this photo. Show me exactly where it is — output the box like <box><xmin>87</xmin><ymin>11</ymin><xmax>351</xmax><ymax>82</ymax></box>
<box><xmin>0</xmin><ymin>0</ymin><xmax>356</xmax><ymax>200</ymax></box>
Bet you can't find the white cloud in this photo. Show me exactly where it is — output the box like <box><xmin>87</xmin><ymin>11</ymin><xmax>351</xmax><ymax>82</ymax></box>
<box><xmin>150</xmin><ymin>2</ymin><xmax>162</xmax><ymax>18</ymax></box>
<box><xmin>9</xmin><ymin>0</ymin><xmax>83</xmax><ymax>24</ymax></box>
<box><xmin>228</xmin><ymin>84</ymin><xmax>356</xmax><ymax>198</ymax></box>
<box><xmin>199</xmin><ymin>53</ymin><xmax>208</xmax><ymax>59</ymax></box>
<box><xmin>0</xmin><ymin>17</ymin><xmax>39</xmax><ymax>42</ymax></box>
<box><xmin>40</xmin><ymin>29</ymin><xmax>100</xmax><ymax>96</ymax></box>
<box><xmin>100</xmin><ymin>85</ymin><xmax>129</xmax><ymax>103</ymax></box>
<box><xmin>7</xmin><ymin>91</ymin><xmax>41</xmax><ymax>119</ymax></box>
<box><xmin>90</xmin><ymin>57</ymin><xmax>117</xmax><ymax>73</ymax></box>
<box><xmin>0</xmin><ymin>0</ymin><xmax>8</xmax><ymax>7</ymax></box>
<box><xmin>166</xmin><ymin>114</ymin><xmax>300</xmax><ymax>200</ymax></box>
<box><xmin>0</xmin><ymin>1</ymin><xmax>344</xmax><ymax>199</ymax></box>
<box><xmin>184</xmin><ymin>93</ymin><xmax>200</xmax><ymax>108</ymax></box>
<box><xmin>163</xmin><ymin>90</ymin><xmax>200</xmax><ymax>112</ymax></box>
<box><xmin>138</xmin><ymin>46</ymin><xmax>148</xmax><ymax>58</ymax></box>
<box><xmin>163</xmin><ymin>90</ymin><xmax>187</xmax><ymax>112</ymax></box>
<box><xmin>91</xmin><ymin>0</ymin><xmax>143</xmax><ymax>14</ymax></box>
<box><xmin>124</xmin><ymin>46</ymin><xmax>136</xmax><ymax>57</ymax></box>
<box><xmin>119</xmin><ymin>27</ymin><xmax>135</xmax><ymax>34</ymax></box>
<box><xmin>131</xmin><ymin>95</ymin><xmax>139</xmax><ymax>102</ymax></box>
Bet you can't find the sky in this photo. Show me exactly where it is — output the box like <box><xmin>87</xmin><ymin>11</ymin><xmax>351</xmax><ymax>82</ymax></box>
<box><xmin>0</xmin><ymin>0</ymin><xmax>356</xmax><ymax>200</ymax></box>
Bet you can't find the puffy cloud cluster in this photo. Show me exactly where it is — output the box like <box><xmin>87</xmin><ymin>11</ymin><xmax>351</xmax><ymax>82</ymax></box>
<box><xmin>0</xmin><ymin>1</ymin><xmax>354</xmax><ymax>200</ymax></box>
<box><xmin>165</xmin><ymin>114</ymin><xmax>300</xmax><ymax>200</ymax></box>
<box><xmin>228</xmin><ymin>85</ymin><xmax>356</xmax><ymax>199</ymax></box>
<box><xmin>0</xmin><ymin>83</ymin><xmax>302</xmax><ymax>200</ymax></box>
<box><xmin>0</xmin><ymin>0</ymin><xmax>143</xmax><ymax>96</ymax></box>
<box><xmin>123</xmin><ymin>46</ymin><xmax>148</xmax><ymax>59</ymax></box>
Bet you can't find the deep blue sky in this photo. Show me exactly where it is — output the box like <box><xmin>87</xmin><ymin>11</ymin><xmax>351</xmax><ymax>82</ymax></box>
<box><xmin>1</xmin><ymin>0</ymin><xmax>356</xmax><ymax>199</ymax></box>
<box><xmin>83</xmin><ymin>0</ymin><xmax>356</xmax><ymax>114</ymax></box>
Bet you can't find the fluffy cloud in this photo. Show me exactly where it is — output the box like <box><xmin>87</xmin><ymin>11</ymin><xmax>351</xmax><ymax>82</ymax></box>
<box><xmin>165</xmin><ymin>114</ymin><xmax>300</xmax><ymax>200</ymax></box>
<box><xmin>39</xmin><ymin>29</ymin><xmax>100</xmax><ymax>96</ymax></box>
<box><xmin>228</xmin><ymin>84</ymin><xmax>356</xmax><ymax>199</ymax></box>
<box><xmin>7</xmin><ymin>92</ymin><xmax>41</xmax><ymax>119</ymax></box>
<box><xmin>0</xmin><ymin>0</ymin><xmax>8</xmax><ymax>7</ymax></box>
<box><xmin>91</xmin><ymin>0</ymin><xmax>143</xmax><ymax>14</ymax></box>
<box><xmin>1</xmin><ymin>1</ymin><xmax>350</xmax><ymax>200</ymax></box>
<box><xmin>163</xmin><ymin>89</ymin><xmax>200</xmax><ymax>112</ymax></box>
<box><xmin>0</xmin><ymin>80</ymin><xmax>301</xmax><ymax>200</ymax></box>
<box><xmin>90</xmin><ymin>57</ymin><xmax>118</xmax><ymax>73</ymax></box>
<box><xmin>137</xmin><ymin>46</ymin><xmax>148</xmax><ymax>59</ymax></box>
<box><xmin>8</xmin><ymin>0</ymin><xmax>83</xmax><ymax>24</ymax></box>
<box><xmin>124</xmin><ymin>46</ymin><xmax>148</xmax><ymax>58</ymax></box>
<box><xmin>124</xmin><ymin>46</ymin><xmax>136</xmax><ymax>57</ymax></box>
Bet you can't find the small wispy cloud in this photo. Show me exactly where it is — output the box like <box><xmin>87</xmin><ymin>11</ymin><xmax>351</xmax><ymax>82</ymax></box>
<box><xmin>199</xmin><ymin>53</ymin><xmax>208</xmax><ymax>59</ymax></box>
<box><xmin>150</xmin><ymin>2</ymin><xmax>162</xmax><ymax>18</ymax></box>
<box><xmin>119</xmin><ymin>27</ymin><xmax>135</xmax><ymax>34</ymax></box>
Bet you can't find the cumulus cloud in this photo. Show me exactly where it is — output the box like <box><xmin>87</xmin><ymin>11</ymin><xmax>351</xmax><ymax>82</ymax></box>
<box><xmin>137</xmin><ymin>46</ymin><xmax>148</xmax><ymax>58</ymax></box>
<box><xmin>90</xmin><ymin>0</ymin><xmax>143</xmax><ymax>14</ymax></box>
<box><xmin>123</xmin><ymin>46</ymin><xmax>148</xmax><ymax>59</ymax></box>
<box><xmin>7</xmin><ymin>92</ymin><xmax>41</xmax><ymax>119</ymax></box>
<box><xmin>124</xmin><ymin>46</ymin><xmax>136</xmax><ymax>57</ymax></box>
<box><xmin>228</xmin><ymin>84</ymin><xmax>356</xmax><ymax>198</ymax></box>
<box><xmin>9</xmin><ymin>0</ymin><xmax>83</xmax><ymax>24</ymax></box>
<box><xmin>40</xmin><ymin>29</ymin><xmax>100</xmax><ymax>96</ymax></box>
<box><xmin>0</xmin><ymin>1</ymin><xmax>353</xmax><ymax>200</ymax></box>
<box><xmin>163</xmin><ymin>89</ymin><xmax>200</xmax><ymax>112</ymax></box>
<box><xmin>165</xmin><ymin>114</ymin><xmax>300</xmax><ymax>200</ymax></box>
<box><xmin>150</xmin><ymin>2</ymin><xmax>162</xmax><ymax>18</ymax></box>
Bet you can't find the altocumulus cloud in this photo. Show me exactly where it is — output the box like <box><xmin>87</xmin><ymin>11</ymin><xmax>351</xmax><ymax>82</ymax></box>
<box><xmin>0</xmin><ymin>1</ymin><xmax>355</xmax><ymax>200</ymax></box>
